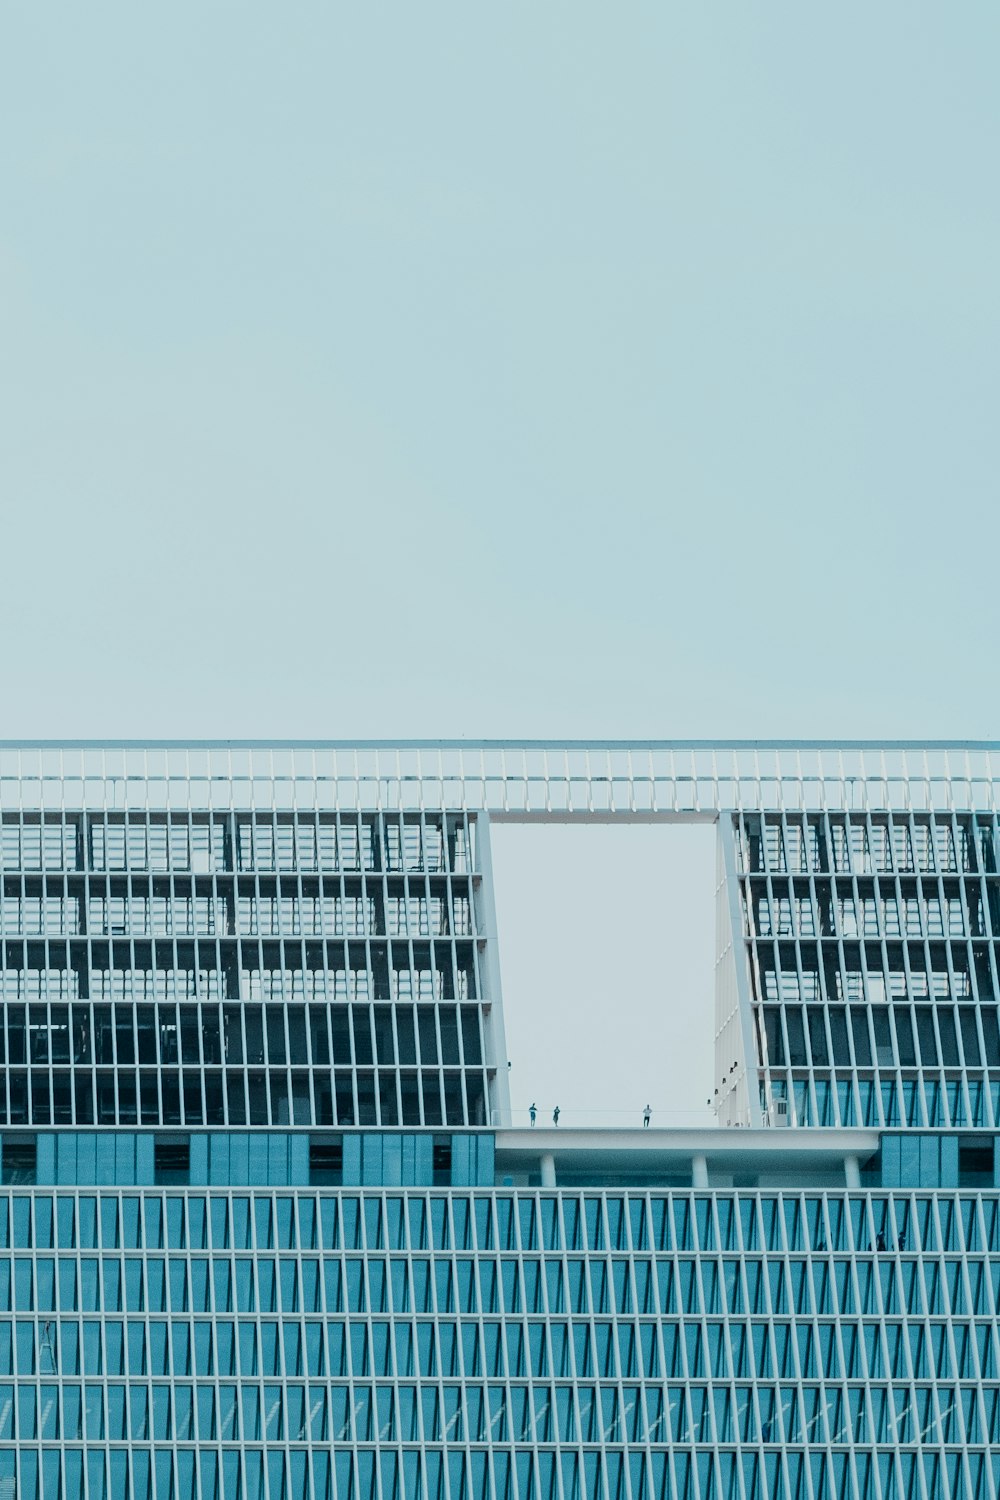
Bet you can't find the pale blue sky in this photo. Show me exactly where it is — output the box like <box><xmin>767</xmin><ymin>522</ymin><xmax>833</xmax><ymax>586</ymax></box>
<box><xmin>2</xmin><ymin>5</ymin><xmax>997</xmax><ymax>739</ymax></box>
<box><xmin>2</xmin><ymin>8</ymin><xmax>998</xmax><ymax>1123</ymax></box>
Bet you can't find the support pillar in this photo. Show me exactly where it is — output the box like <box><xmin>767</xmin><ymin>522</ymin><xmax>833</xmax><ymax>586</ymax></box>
<box><xmin>692</xmin><ymin>1154</ymin><xmax>709</xmax><ymax>1189</ymax></box>
<box><xmin>844</xmin><ymin>1155</ymin><xmax>861</xmax><ymax>1189</ymax></box>
<box><xmin>540</xmin><ymin>1153</ymin><xmax>556</xmax><ymax>1188</ymax></box>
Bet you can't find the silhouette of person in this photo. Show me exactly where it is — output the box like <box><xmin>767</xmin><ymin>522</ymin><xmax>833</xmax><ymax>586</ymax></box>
<box><xmin>875</xmin><ymin>1231</ymin><xmax>886</xmax><ymax>1252</ymax></box>
<box><xmin>529</xmin><ymin>1102</ymin><xmax>537</xmax><ymax>1127</ymax></box>
<box><xmin>552</xmin><ymin>1106</ymin><xmax>560</xmax><ymax>1127</ymax></box>
<box><xmin>643</xmin><ymin>1105</ymin><xmax>652</xmax><ymax>1128</ymax></box>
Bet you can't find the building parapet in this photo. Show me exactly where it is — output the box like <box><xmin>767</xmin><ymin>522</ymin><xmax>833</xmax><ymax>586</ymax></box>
<box><xmin>495</xmin><ymin>1126</ymin><xmax>881</xmax><ymax>1188</ymax></box>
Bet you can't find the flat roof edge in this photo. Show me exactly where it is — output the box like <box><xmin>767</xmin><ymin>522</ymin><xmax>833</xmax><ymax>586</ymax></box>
<box><xmin>0</xmin><ymin>739</ymin><xmax>996</xmax><ymax>754</ymax></box>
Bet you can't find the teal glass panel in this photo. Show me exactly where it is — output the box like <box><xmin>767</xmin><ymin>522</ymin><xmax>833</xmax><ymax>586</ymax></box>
<box><xmin>290</xmin><ymin>1134</ymin><xmax>310</xmax><ymax>1185</ymax></box>
<box><xmin>342</xmin><ymin>1135</ymin><xmax>363</xmax><ymax>1185</ymax></box>
<box><xmin>382</xmin><ymin>1133</ymin><xmax>403</xmax><ymax>1185</ymax></box>
<box><xmin>35</xmin><ymin>1135</ymin><xmax>56</xmax><ymax>1182</ymax></box>
<box><xmin>189</xmin><ymin>1135</ymin><xmax>209</xmax><ymax>1185</ymax></box>
<box><xmin>940</xmin><ymin>1135</ymin><xmax>959</xmax><ymax>1186</ymax></box>
<box><xmin>895</xmin><ymin>1134</ymin><xmax>915</xmax><ymax>1186</ymax></box>
<box><xmin>414</xmin><ymin>1135</ymin><xmax>435</xmax><ymax>1183</ymax></box>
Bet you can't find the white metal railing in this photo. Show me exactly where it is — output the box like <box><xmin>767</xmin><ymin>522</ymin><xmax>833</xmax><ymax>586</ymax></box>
<box><xmin>0</xmin><ymin>740</ymin><xmax>998</xmax><ymax>814</ymax></box>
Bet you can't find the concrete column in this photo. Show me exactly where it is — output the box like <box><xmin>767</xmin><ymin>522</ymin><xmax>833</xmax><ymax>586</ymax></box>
<box><xmin>691</xmin><ymin>1154</ymin><xmax>709</xmax><ymax>1189</ymax></box>
<box><xmin>540</xmin><ymin>1153</ymin><xmax>556</xmax><ymax>1188</ymax></box>
<box><xmin>844</xmin><ymin>1155</ymin><xmax>861</xmax><ymax>1189</ymax></box>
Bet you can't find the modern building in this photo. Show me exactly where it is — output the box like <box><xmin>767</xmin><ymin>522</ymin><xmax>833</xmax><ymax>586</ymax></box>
<box><xmin>0</xmin><ymin>740</ymin><xmax>999</xmax><ymax>1500</ymax></box>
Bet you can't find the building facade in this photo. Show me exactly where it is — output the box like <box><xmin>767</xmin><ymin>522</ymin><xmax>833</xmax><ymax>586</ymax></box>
<box><xmin>0</xmin><ymin>741</ymin><xmax>999</xmax><ymax>1500</ymax></box>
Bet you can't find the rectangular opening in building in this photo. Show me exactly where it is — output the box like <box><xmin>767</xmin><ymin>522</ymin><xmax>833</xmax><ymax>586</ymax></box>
<box><xmin>958</xmin><ymin>1137</ymin><xmax>994</xmax><ymax>1187</ymax></box>
<box><xmin>309</xmin><ymin>1136</ymin><xmax>344</xmax><ymax>1185</ymax></box>
<box><xmin>154</xmin><ymin>1137</ymin><xmax>191</xmax><ymax>1185</ymax></box>
<box><xmin>1</xmin><ymin>1138</ymin><xmax>37</xmax><ymax>1185</ymax></box>
<box><xmin>432</xmin><ymin>1137</ymin><xmax>452</xmax><ymax>1185</ymax></box>
<box><xmin>491</xmin><ymin>822</ymin><xmax>715</xmax><ymax>1128</ymax></box>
